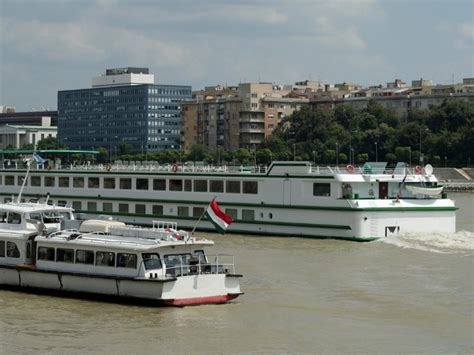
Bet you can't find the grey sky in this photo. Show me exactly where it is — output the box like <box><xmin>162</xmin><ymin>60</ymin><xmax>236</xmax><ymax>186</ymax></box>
<box><xmin>1</xmin><ymin>0</ymin><xmax>473</xmax><ymax>111</ymax></box>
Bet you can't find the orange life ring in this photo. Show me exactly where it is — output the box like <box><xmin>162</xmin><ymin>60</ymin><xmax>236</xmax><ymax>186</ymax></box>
<box><xmin>105</xmin><ymin>164</ymin><xmax>112</xmax><ymax>172</ymax></box>
<box><xmin>172</xmin><ymin>164</ymin><xmax>178</xmax><ymax>173</ymax></box>
<box><xmin>415</xmin><ymin>165</ymin><xmax>423</xmax><ymax>174</ymax></box>
<box><xmin>346</xmin><ymin>164</ymin><xmax>355</xmax><ymax>173</ymax></box>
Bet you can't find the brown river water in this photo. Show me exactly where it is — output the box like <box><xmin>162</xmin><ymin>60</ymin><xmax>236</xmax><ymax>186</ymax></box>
<box><xmin>0</xmin><ymin>193</ymin><xmax>473</xmax><ymax>354</ymax></box>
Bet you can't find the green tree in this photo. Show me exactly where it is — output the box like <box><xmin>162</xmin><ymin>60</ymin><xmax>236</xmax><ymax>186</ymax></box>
<box><xmin>36</xmin><ymin>136</ymin><xmax>67</xmax><ymax>150</ymax></box>
<box><xmin>234</xmin><ymin>148</ymin><xmax>252</xmax><ymax>164</ymax></box>
<box><xmin>118</xmin><ymin>143</ymin><xmax>133</xmax><ymax>156</ymax></box>
<box><xmin>187</xmin><ymin>144</ymin><xmax>212</xmax><ymax>162</ymax></box>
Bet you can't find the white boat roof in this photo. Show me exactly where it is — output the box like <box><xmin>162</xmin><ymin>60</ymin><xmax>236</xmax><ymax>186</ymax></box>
<box><xmin>0</xmin><ymin>202</ymin><xmax>73</xmax><ymax>214</ymax></box>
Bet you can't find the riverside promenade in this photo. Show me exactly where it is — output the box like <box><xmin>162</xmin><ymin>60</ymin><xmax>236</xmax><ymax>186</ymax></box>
<box><xmin>433</xmin><ymin>167</ymin><xmax>474</xmax><ymax>192</ymax></box>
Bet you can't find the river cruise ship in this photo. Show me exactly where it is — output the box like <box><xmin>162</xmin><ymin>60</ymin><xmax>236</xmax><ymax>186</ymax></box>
<box><xmin>0</xmin><ymin>160</ymin><xmax>456</xmax><ymax>241</ymax></box>
<box><xmin>0</xmin><ymin>201</ymin><xmax>242</xmax><ymax>306</ymax></box>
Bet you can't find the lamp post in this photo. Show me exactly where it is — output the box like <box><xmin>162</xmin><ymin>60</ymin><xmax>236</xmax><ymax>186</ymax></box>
<box><xmin>312</xmin><ymin>150</ymin><xmax>316</xmax><ymax>165</ymax></box>
<box><xmin>419</xmin><ymin>127</ymin><xmax>429</xmax><ymax>165</ymax></box>
<box><xmin>335</xmin><ymin>142</ymin><xmax>339</xmax><ymax>167</ymax></box>
<box><xmin>408</xmin><ymin>146</ymin><xmax>411</xmax><ymax>167</ymax></box>
<box><xmin>375</xmin><ymin>142</ymin><xmax>378</xmax><ymax>162</ymax></box>
<box><xmin>293</xmin><ymin>144</ymin><xmax>296</xmax><ymax>161</ymax></box>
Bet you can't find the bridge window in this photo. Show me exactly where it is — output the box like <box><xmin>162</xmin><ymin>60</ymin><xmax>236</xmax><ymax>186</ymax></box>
<box><xmin>313</xmin><ymin>183</ymin><xmax>331</xmax><ymax>196</ymax></box>
<box><xmin>142</xmin><ymin>253</ymin><xmax>162</xmax><ymax>270</ymax></box>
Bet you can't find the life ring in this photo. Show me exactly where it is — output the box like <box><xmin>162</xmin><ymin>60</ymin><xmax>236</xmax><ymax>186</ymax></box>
<box><xmin>172</xmin><ymin>164</ymin><xmax>178</xmax><ymax>173</ymax></box>
<box><xmin>346</xmin><ymin>164</ymin><xmax>355</xmax><ymax>173</ymax></box>
<box><xmin>105</xmin><ymin>164</ymin><xmax>112</xmax><ymax>172</ymax></box>
<box><xmin>415</xmin><ymin>165</ymin><xmax>423</xmax><ymax>174</ymax></box>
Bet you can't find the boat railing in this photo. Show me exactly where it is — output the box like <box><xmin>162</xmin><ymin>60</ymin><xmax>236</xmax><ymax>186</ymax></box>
<box><xmin>310</xmin><ymin>165</ymin><xmax>414</xmax><ymax>175</ymax></box>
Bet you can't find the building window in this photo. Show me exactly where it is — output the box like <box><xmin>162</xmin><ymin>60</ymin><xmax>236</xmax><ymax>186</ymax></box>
<box><xmin>5</xmin><ymin>176</ymin><xmax>14</xmax><ymax>185</ymax></box>
<box><xmin>226</xmin><ymin>181</ymin><xmax>241</xmax><ymax>193</ymax></box>
<box><xmin>136</xmin><ymin>178</ymin><xmax>149</xmax><ymax>190</ymax></box>
<box><xmin>56</xmin><ymin>248</ymin><xmax>74</xmax><ymax>263</ymax></box>
<box><xmin>104</xmin><ymin>178</ymin><xmax>115</xmax><ymax>189</ymax></box>
<box><xmin>38</xmin><ymin>246</ymin><xmax>55</xmax><ymax>261</ymax></box>
<box><xmin>313</xmin><ymin>183</ymin><xmax>331</xmax><ymax>196</ymax></box>
<box><xmin>88</xmin><ymin>177</ymin><xmax>100</xmax><ymax>188</ymax></box>
<box><xmin>87</xmin><ymin>202</ymin><xmax>97</xmax><ymax>212</ymax></box>
<box><xmin>225</xmin><ymin>208</ymin><xmax>238</xmax><ymax>220</ymax></box>
<box><xmin>210</xmin><ymin>180</ymin><xmax>224</xmax><ymax>193</ymax></box>
<box><xmin>193</xmin><ymin>180</ymin><xmax>207</xmax><ymax>192</ymax></box>
<box><xmin>58</xmin><ymin>177</ymin><xmax>69</xmax><ymax>188</ymax></box>
<box><xmin>135</xmin><ymin>204</ymin><xmax>146</xmax><ymax>214</ymax></box>
<box><xmin>120</xmin><ymin>178</ymin><xmax>132</xmax><ymax>189</ymax></box>
<box><xmin>103</xmin><ymin>202</ymin><xmax>113</xmax><ymax>212</ymax></box>
<box><xmin>76</xmin><ymin>250</ymin><xmax>94</xmax><ymax>264</ymax></box>
<box><xmin>73</xmin><ymin>177</ymin><xmax>84</xmax><ymax>188</ymax></box>
<box><xmin>72</xmin><ymin>201</ymin><xmax>82</xmax><ymax>211</ymax></box>
<box><xmin>177</xmin><ymin>206</ymin><xmax>189</xmax><ymax>217</ymax></box>
<box><xmin>117</xmin><ymin>253</ymin><xmax>137</xmax><ymax>268</ymax></box>
<box><xmin>242</xmin><ymin>209</ymin><xmax>255</xmax><ymax>221</ymax></box>
<box><xmin>119</xmin><ymin>203</ymin><xmax>129</xmax><ymax>213</ymax></box>
<box><xmin>193</xmin><ymin>207</ymin><xmax>205</xmax><ymax>217</ymax></box>
<box><xmin>152</xmin><ymin>205</ymin><xmax>163</xmax><ymax>215</ymax></box>
<box><xmin>169</xmin><ymin>179</ymin><xmax>182</xmax><ymax>191</ymax></box>
<box><xmin>243</xmin><ymin>181</ymin><xmax>258</xmax><ymax>194</ymax></box>
<box><xmin>96</xmin><ymin>251</ymin><xmax>115</xmax><ymax>267</ymax></box>
<box><xmin>45</xmin><ymin>176</ymin><xmax>55</xmax><ymax>187</ymax></box>
<box><xmin>31</xmin><ymin>176</ymin><xmax>41</xmax><ymax>186</ymax></box>
<box><xmin>153</xmin><ymin>179</ymin><xmax>166</xmax><ymax>190</ymax></box>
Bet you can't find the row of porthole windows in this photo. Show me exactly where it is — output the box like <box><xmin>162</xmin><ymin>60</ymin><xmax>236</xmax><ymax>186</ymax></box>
<box><xmin>1</xmin><ymin>176</ymin><xmax>259</xmax><ymax>194</ymax></box>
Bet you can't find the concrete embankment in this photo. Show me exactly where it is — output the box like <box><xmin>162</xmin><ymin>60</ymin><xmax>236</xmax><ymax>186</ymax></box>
<box><xmin>433</xmin><ymin>167</ymin><xmax>474</xmax><ymax>192</ymax></box>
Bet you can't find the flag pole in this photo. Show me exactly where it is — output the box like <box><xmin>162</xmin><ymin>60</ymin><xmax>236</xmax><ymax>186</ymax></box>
<box><xmin>190</xmin><ymin>197</ymin><xmax>217</xmax><ymax>236</ymax></box>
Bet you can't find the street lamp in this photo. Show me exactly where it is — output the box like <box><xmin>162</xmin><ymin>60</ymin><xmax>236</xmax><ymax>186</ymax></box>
<box><xmin>375</xmin><ymin>142</ymin><xmax>378</xmax><ymax>162</ymax></box>
<box><xmin>335</xmin><ymin>142</ymin><xmax>339</xmax><ymax>167</ymax></box>
<box><xmin>293</xmin><ymin>144</ymin><xmax>296</xmax><ymax>161</ymax></box>
<box><xmin>312</xmin><ymin>150</ymin><xmax>316</xmax><ymax>165</ymax></box>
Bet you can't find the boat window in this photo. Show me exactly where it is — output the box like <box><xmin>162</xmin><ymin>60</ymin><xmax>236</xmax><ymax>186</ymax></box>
<box><xmin>169</xmin><ymin>179</ymin><xmax>182</xmax><ymax>191</ymax></box>
<box><xmin>184</xmin><ymin>179</ymin><xmax>192</xmax><ymax>191</ymax></box>
<box><xmin>104</xmin><ymin>178</ymin><xmax>116</xmax><ymax>189</ymax></box>
<box><xmin>38</xmin><ymin>246</ymin><xmax>55</xmax><ymax>261</ymax></box>
<box><xmin>45</xmin><ymin>176</ymin><xmax>55</xmax><ymax>187</ymax></box>
<box><xmin>135</xmin><ymin>204</ymin><xmax>146</xmax><ymax>214</ymax></box>
<box><xmin>72</xmin><ymin>201</ymin><xmax>82</xmax><ymax>211</ymax></box>
<box><xmin>7</xmin><ymin>242</ymin><xmax>20</xmax><ymax>258</ymax></box>
<box><xmin>0</xmin><ymin>212</ymin><xmax>7</xmax><ymax>223</ymax></box>
<box><xmin>56</xmin><ymin>248</ymin><xmax>74</xmax><ymax>263</ymax></box>
<box><xmin>60</xmin><ymin>212</ymin><xmax>72</xmax><ymax>220</ymax></box>
<box><xmin>31</xmin><ymin>176</ymin><xmax>41</xmax><ymax>186</ymax></box>
<box><xmin>178</xmin><ymin>206</ymin><xmax>189</xmax><ymax>217</ymax></box>
<box><xmin>29</xmin><ymin>213</ymin><xmax>42</xmax><ymax>222</ymax></box>
<box><xmin>136</xmin><ymin>178</ymin><xmax>149</xmax><ymax>190</ymax></box>
<box><xmin>26</xmin><ymin>242</ymin><xmax>31</xmax><ymax>258</ymax></box>
<box><xmin>164</xmin><ymin>253</ymin><xmax>191</xmax><ymax>267</ymax></box>
<box><xmin>0</xmin><ymin>240</ymin><xmax>5</xmax><ymax>257</ymax></box>
<box><xmin>226</xmin><ymin>180</ymin><xmax>241</xmax><ymax>193</ymax></box>
<box><xmin>7</xmin><ymin>212</ymin><xmax>21</xmax><ymax>224</ymax></box>
<box><xmin>119</xmin><ymin>178</ymin><xmax>132</xmax><ymax>190</ymax></box>
<box><xmin>153</xmin><ymin>179</ymin><xmax>166</xmax><ymax>191</ymax></box>
<box><xmin>210</xmin><ymin>180</ymin><xmax>224</xmax><ymax>193</ymax></box>
<box><xmin>225</xmin><ymin>208</ymin><xmax>238</xmax><ymax>219</ymax></box>
<box><xmin>43</xmin><ymin>212</ymin><xmax>63</xmax><ymax>223</ymax></box>
<box><xmin>119</xmin><ymin>203</ymin><xmax>129</xmax><ymax>213</ymax></box>
<box><xmin>76</xmin><ymin>250</ymin><xmax>94</xmax><ymax>264</ymax></box>
<box><xmin>73</xmin><ymin>177</ymin><xmax>84</xmax><ymax>188</ymax></box>
<box><xmin>243</xmin><ymin>181</ymin><xmax>258</xmax><ymax>194</ymax></box>
<box><xmin>103</xmin><ymin>202</ymin><xmax>113</xmax><ymax>213</ymax></box>
<box><xmin>117</xmin><ymin>253</ymin><xmax>137</xmax><ymax>268</ymax></box>
<box><xmin>87</xmin><ymin>202</ymin><xmax>98</xmax><ymax>212</ymax></box>
<box><xmin>142</xmin><ymin>253</ymin><xmax>162</xmax><ymax>270</ymax></box>
<box><xmin>5</xmin><ymin>176</ymin><xmax>14</xmax><ymax>186</ymax></box>
<box><xmin>96</xmin><ymin>251</ymin><xmax>115</xmax><ymax>267</ymax></box>
<box><xmin>193</xmin><ymin>207</ymin><xmax>204</xmax><ymax>217</ymax></box>
<box><xmin>313</xmin><ymin>183</ymin><xmax>331</xmax><ymax>197</ymax></box>
<box><xmin>57</xmin><ymin>200</ymin><xmax>68</xmax><ymax>207</ymax></box>
<box><xmin>194</xmin><ymin>250</ymin><xmax>207</xmax><ymax>263</ymax></box>
<box><xmin>58</xmin><ymin>177</ymin><xmax>70</xmax><ymax>188</ymax></box>
<box><xmin>152</xmin><ymin>205</ymin><xmax>163</xmax><ymax>215</ymax></box>
<box><xmin>17</xmin><ymin>176</ymin><xmax>26</xmax><ymax>186</ymax></box>
<box><xmin>4</xmin><ymin>198</ymin><xmax>12</xmax><ymax>203</ymax></box>
<box><xmin>88</xmin><ymin>177</ymin><xmax>100</xmax><ymax>188</ymax></box>
<box><xmin>193</xmin><ymin>180</ymin><xmax>208</xmax><ymax>192</ymax></box>
<box><xmin>242</xmin><ymin>209</ymin><xmax>255</xmax><ymax>221</ymax></box>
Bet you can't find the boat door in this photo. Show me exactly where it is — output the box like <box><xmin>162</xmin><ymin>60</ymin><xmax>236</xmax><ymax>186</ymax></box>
<box><xmin>25</xmin><ymin>236</ymin><xmax>37</xmax><ymax>265</ymax></box>
<box><xmin>379</xmin><ymin>182</ymin><xmax>388</xmax><ymax>199</ymax></box>
<box><xmin>283</xmin><ymin>179</ymin><xmax>291</xmax><ymax>205</ymax></box>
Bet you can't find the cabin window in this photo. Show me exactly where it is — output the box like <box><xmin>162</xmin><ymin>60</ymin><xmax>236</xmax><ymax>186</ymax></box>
<box><xmin>152</xmin><ymin>205</ymin><xmax>163</xmax><ymax>215</ymax></box>
<box><xmin>103</xmin><ymin>202</ymin><xmax>113</xmax><ymax>213</ymax></box>
<box><xmin>225</xmin><ymin>208</ymin><xmax>238</xmax><ymax>220</ymax></box>
<box><xmin>243</xmin><ymin>181</ymin><xmax>258</xmax><ymax>194</ymax></box>
<box><xmin>210</xmin><ymin>180</ymin><xmax>224</xmax><ymax>193</ymax></box>
<box><xmin>17</xmin><ymin>176</ymin><xmax>26</xmax><ymax>186</ymax></box>
<box><xmin>76</xmin><ymin>250</ymin><xmax>94</xmax><ymax>264</ymax></box>
<box><xmin>194</xmin><ymin>250</ymin><xmax>207</xmax><ymax>263</ymax></box>
<box><xmin>29</xmin><ymin>213</ymin><xmax>42</xmax><ymax>222</ymax></box>
<box><xmin>153</xmin><ymin>179</ymin><xmax>166</xmax><ymax>190</ymax></box>
<box><xmin>5</xmin><ymin>176</ymin><xmax>14</xmax><ymax>185</ymax></box>
<box><xmin>136</xmin><ymin>178</ymin><xmax>149</xmax><ymax>190</ymax></box>
<box><xmin>104</xmin><ymin>178</ymin><xmax>115</xmax><ymax>189</ymax></box>
<box><xmin>178</xmin><ymin>206</ymin><xmax>189</xmax><ymax>217</ymax></box>
<box><xmin>313</xmin><ymin>183</ymin><xmax>331</xmax><ymax>197</ymax></box>
<box><xmin>7</xmin><ymin>242</ymin><xmax>20</xmax><ymax>258</ymax></box>
<box><xmin>119</xmin><ymin>203</ymin><xmax>129</xmax><ymax>213</ymax></box>
<box><xmin>193</xmin><ymin>207</ymin><xmax>205</xmax><ymax>217</ymax></box>
<box><xmin>3</xmin><ymin>198</ymin><xmax>12</xmax><ymax>203</ymax></box>
<box><xmin>242</xmin><ymin>209</ymin><xmax>255</xmax><ymax>221</ymax></box>
<box><xmin>58</xmin><ymin>177</ymin><xmax>69</xmax><ymax>188</ymax></box>
<box><xmin>56</xmin><ymin>248</ymin><xmax>74</xmax><ymax>263</ymax></box>
<box><xmin>135</xmin><ymin>204</ymin><xmax>146</xmax><ymax>214</ymax></box>
<box><xmin>184</xmin><ymin>179</ymin><xmax>192</xmax><ymax>191</ymax></box>
<box><xmin>73</xmin><ymin>177</ymin><xmax>84</xmax><ymax>188</ymax></box>
<box><xmin>96</xmin><ymin>251</ymin><xmax>115</xmax><ymax>267</ymax></box>
<box><xmin>72</xmin><ymin>201</ymin><xmax>82</xmax><ymax>211</ymax></box>
<box><xmin>169</xmin><ymin>179</ymin><xmax>182</xmax><ymax>191</ymax></box>
<box><xmin>117</xmin><ymin>253</ymin><xmax>137</xmax><ymax>268</ymax></box>
<box><xmin>45</xmin><ymin>177</ymin><xmax>55</xmax><ymax>187</ymax></box>
<box><xmin>31</xmin><ymin>176</ymin><xmax>41</xmax><ymax>186</ymax></box>
<box><xmin>0</xmin><ymin>240</ymin><xmax>5</xmax><ymax>257</ymax></box>
<box><xmin>88</xmin><ymin>177</ymin><xmax>100</xmax><ymax>188</ymax></box>
<box><xmin>38</xmin><ymin>246</ymin><xmax>55</xmax><ymax>261</ymax></box>
<box><xmin>226</xmin><ymin>181</ymin><xmax>241</xmax><ymax>193</ymax></box>
<box><xmin>57</xmin><ymin>200</ymin><xmax>68</xmax><ymax>207</ymax></box>
<box><xmin>193</xmin><ymin>180</ymin><xmax>208</xmax><ymax>192</ymax></box>
<box><xmin>87</xmin><ymin>202</ymin><xmax>97</xmax><ymax>212</ymax></box>
<box><xmin>164</xmin><ymin>254</ymin><xmax>191</xmax><ymax>270</ymax></box>
<box><xmin>119</xmin><ymin>178</ymin><xmax>132</xmax><ymax>190</ymax></box>
<box><xmin>142</xmin><ymin>253</ymin><xmax>162</xmax><ymax>270</ymax></box>
<box><xmin>7</xmin><ymin>212</ymin><xmax>21</xmax><ymax>224</ymax></box>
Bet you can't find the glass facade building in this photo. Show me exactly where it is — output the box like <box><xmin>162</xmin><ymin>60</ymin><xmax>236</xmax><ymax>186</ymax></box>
<box><xmin>58</xmin><ymin>82</ymin><xmax>191</xmax><ymax>153</ymax></box>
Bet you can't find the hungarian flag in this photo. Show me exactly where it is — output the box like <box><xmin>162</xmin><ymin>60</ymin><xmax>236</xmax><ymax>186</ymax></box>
<box><xmin>205</xmin><ymin>199</ymin><xmax>233</xmax><ymax>234</ymax></box>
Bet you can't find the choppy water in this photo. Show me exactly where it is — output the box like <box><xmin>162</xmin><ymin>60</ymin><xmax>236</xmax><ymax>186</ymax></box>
<box><xmin>0</xmin><ymin>193</ymin><xmax>472</xmax><ymax>354</ymax></box>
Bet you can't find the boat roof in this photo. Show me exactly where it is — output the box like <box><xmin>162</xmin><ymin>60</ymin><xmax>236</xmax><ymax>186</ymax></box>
<box><xmin>0</xmin><ymin>202</ymin><xmax>73</xmax><ymax>214</ymax></box>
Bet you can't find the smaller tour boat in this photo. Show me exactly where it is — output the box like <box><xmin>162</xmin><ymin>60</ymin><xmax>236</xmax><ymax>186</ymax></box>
<box><xmin>0</xmin><ymin>201</ymin><xmax>243</xmax><ymax>306</ymax></box>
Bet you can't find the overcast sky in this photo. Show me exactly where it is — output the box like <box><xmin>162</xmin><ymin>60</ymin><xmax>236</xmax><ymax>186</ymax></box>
<box><xmin>0</xmin><ymin>0</ymin><xmax>473</xmax><ymax>111</ymax></box>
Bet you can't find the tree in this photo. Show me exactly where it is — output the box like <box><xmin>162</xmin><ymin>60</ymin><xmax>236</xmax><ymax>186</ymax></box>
<box><xmin>118</xmin><ymin>143</ymin><xmax>133</xmax><ymax>156</ymax></box>
<box><xmin>96</xmin><ymin>147</ymin><xmax>109</xmax><ymax>163</ymax></box>
<box><xmin>256</xmin><ymin>148</ymin><xmax>273</xmax><ymax>165</ymax></box>
<box><xmin>36</xmin><ymin>136</ymin><xmax>67</xmax><ymax>150</ymax></box>
<box><xmin>234</xmin><ymin>148</ymin><xmax>252</xmax><ymax>164</ymax></box>
<box><xmin>187</xmin><ymin>144</ymin><xmax>212</xmax><ymax>162</ymax></box>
